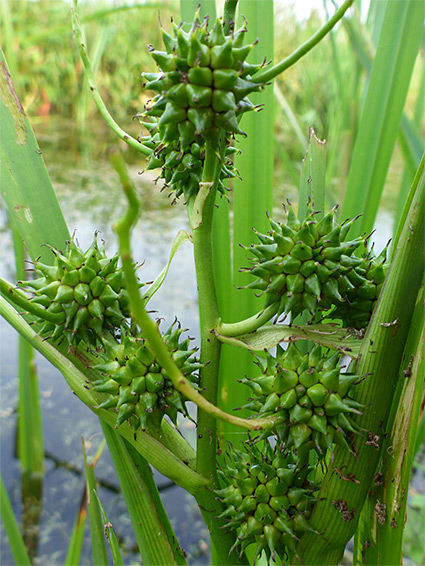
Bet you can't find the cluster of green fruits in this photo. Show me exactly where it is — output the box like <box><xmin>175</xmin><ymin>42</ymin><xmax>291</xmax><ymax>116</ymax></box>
<box><xmin>92</xmin><ymin>322</ymin><xmax>201</xmax><ymax>431</ymax></box>
<box><xmin>20</xmin><ymin>235</ymin><xmax>130</xmax><ymax>346</ymax></box>
<box><xmin>139</xmin><ymin>9</ymin><xmax>265</xmax><ymax>199</ymax></box>
<box><xmin>216</xmin><ymin>442</ymin><xmax>317</xmax><ymax>563</ymax></box>
<box><xmin>242</xmin><ymin>203</ymin><xmax>388</xmax><ymax>328</ymax></box>
<box><xmin>241</xmin><ymin>343</ymin><xmax>363</xmax><ymax>454</ymax></box>
<box><xmin>140</xmin><ymin>122</ymin><xmax>240</xmax><ymax>200</ymax></box>
<box><xmin>20</xmin><ymin>236</ymin><xmax>200</xmax><ymax>431</ymax></box>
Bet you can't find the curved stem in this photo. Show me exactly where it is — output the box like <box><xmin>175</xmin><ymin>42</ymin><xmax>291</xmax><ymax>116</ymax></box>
<box><xmin>111</xmin><ymin>152</ymin><xmax>275</xmax><ymax>432</ymax></box>
<box><xmin>252</xmin><ymin>0</ymin><xmax>354</xmax><ymax>84</ymax></box>
<box><xmin>0</xmin><ymin>276</ymin><xmax>63</xmax><ymax>323</ymax></box>
<box><xmin>217</xmin><ymin>302</ymin><xmax>279</xmax><ymax>337</ymax></box>
<box><xmin>71</xmin><ymin>0</ymin><xmax>151</xmax><ymax>156</ymax></box>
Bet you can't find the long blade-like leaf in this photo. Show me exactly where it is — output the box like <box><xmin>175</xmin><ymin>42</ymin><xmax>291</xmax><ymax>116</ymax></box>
<box><xmin>102</xmin><ymin>422</ymin><xmax>187</xmax><ymax>565</ymax></box>
<box><xmin>340</xmin><ymin>0</ymin><xmax>423</xmax><ymax>236</ymax></box>
<box><xmin>82</xmin><ymin>439</ymin><xmax>108</xmax><ymax>566</ymax></box>
<box><xmin>0</xmin><ymin>48</ymin><xmax>69</xmax><ymax>264</ymax></box>
<box><xmin>295</xmin><ymin>147</ymin><xmax>425</xmax><ymax>565</ymax></box>
<box><xmin>0</xmin><ymin>473</ymin><xmax>32</xmax><ymax>566</ymax></box>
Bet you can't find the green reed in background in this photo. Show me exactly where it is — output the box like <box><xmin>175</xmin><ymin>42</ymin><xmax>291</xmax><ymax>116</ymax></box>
<box><xmin>1</xmin><ymin>0</ymin><xmax>424</xmax><ymax>564</ymax></box>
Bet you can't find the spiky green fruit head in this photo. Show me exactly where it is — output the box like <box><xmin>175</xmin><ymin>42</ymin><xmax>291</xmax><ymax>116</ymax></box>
<box><xmin>242</xmin><ymin>203</ymin><xmax>373</xmax><ymax>320</ymax></box>
<box><xmin>19</xmin><ymin>236</ymin><xmax>130</xmax><ymax>346</ymax></box>
<box><xmin>331</xmin><ymin>244</ymin><xmax>389</xmax><ymax>329</ymax></box>
<box><xmin>140</xmin><ymin>9</ymin><xmax>265</xmax><ymax>158</ymax></box>
<box><xmin>91</xmin><ymin>322</ymin><xmax>201</xmax><ymax>431</ymax></box>
<box><xmin>140</xmin><ymin>123</ymin><xmax>240</xmax><ymax>200</ymax></box>
<box><xmin>241</xmin><ymin>343</ymin><xmax>363</xmax><ymax>455</ymax></box>
<box><xmin>216</xmin><ymin>442</ymin><xmax>317</xmax><ymax>564</ymax></box>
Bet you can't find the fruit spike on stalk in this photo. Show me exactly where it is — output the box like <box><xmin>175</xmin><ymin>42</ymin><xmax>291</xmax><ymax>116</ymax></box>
<box><xmin>241</xmin><ymin>201</ymin><xmax>388</xmax><ymax>327</ymax></box>
<box><xmin>138</xmin><ymin>8</ymin><xmax>266</xmax><ymax>199</ymax></box>
<box><xmin>240</xmin><ymin>343</ymin><xmax>364</xmax><ymax>456</ymax></box>
<box><xmin>19</xmin><ymin>235</ymin><xmax>132</xmax><ymax>347</ymax></box>
<box><xmin>215</xmin><ymin>441</ymin><xmax>318</xmax><ymax>564</ymax></box>
<box><xmin>139</xmin><ymin>122</ymin><xmax>241</xmax><ymax>201</ymax></box>
<box><xmin>91</xmin><ymin>321</ymin><xmax>202</xmax><ymax>431</ymax></box>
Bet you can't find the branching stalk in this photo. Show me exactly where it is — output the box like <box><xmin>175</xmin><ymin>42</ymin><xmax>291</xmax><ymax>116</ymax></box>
<box><xmin>252</xmin><ymin>0</ymin><xmax>354</xmax><ymax>84</ymax></box>
<box><xmin>111</xmin><ymin>153</ymin><xmax>277</xmax><ymax>432</ymax></box>
<box><xmin>71</xmin><ymin>0</ymin><xmax>150</xmax><ymax>156</ymax></box>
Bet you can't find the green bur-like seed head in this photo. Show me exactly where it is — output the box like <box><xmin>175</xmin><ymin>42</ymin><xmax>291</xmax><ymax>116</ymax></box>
<box><xmin>140</xmin><ymin>123</ymin><xmax>240</xmax><ymax>200</ymax></box>
<box><xmin>242</xmin><ymin>203</ymin><xmax>388</xmax><ymax>327</ymax></box>
<box><xmin>91</xmin><ymin>322</ymin><xmax>201</xmax><ymax>431</ymax></box>
<box><xmin>216</xmin><ymin>442</ymin><xmax>317</xmax><ymax>564</ymax></box>
<box><xmin>241</xmin><ymin>343</ymin><xmax>364</xmax><ymax>455</ymax></box>
<box><xmin>139</xmin><ymin>9</ymin><xmax>265</xmax><ymax>199</ymax></box>
<box><xmin>20</xmin><ymin>236</ymin><xmax>130</xmax><ymax>346</ymax></box>
<box><xmin>331</xmin><ymin>244</ymin><xmax>389</xmax><ymax>329</ymax></box>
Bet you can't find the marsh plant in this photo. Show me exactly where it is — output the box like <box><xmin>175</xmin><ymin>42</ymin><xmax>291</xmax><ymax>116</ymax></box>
<box><xmin>1</xmin><ymin>1</ymin><xmax>424</xmax><ymax>565</ymax></box>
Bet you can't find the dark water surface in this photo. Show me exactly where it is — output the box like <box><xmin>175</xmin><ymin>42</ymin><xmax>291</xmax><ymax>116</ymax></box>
<box><xmin>0</xmin><ymin>119</ymin><xmax>209</xmax><ymax>565</ymax></box>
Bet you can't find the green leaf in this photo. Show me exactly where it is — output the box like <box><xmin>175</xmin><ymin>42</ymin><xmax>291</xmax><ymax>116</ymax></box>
<box><xmin>216</xmin><ymin>323</ymin><xmax>361</xmax><ymax>358</ymax></box>
<box><xmin>354</xmin><ymin>283</ymin><xmax>425</xmax><ymax>564</ymax></box>
<box><xmin>0</xmin><ymin>48</ymin><xmax>69</xmax><ymax>264</ymax></box>
<box><xmin>340</xmin><ymin>0</ymin><xmax>424</xmax><ymax>236</ymax></box>
<box><xmin>82</xmin><ymin>438</ymin><xmax>108</xmax><ymax>566</ymax></box>
<box><xmin>144</xmin><ymin>230</ymin><xmax>192</xmax><ymax>303</ymax></box>
<box><xmin>101</xmin><ymin>422</ymin><xmax>187</xmax><ymax>565</ymax></box>
<box><xmin>295</xmin><ymin>142</ymin><xmax>425</xmax><ymax>565</ymax></box>
<box><xmin>0</xmin><ymin>473</ymin><xmax>32</xmax><ymax>566</ymax></box>
<box><xmin>92</xmin><ymin>490</ymin><xmax>124</xmax><ymax>566</ymax></box>
<box><xmin>64</xmin><ymin>490</ymin><xmax>87</xmax><ymax>566</ymax></box>
<box><xmin>299</xmin><ymin>128</ymin><xmax>326</xmax><ymax>221</ymax></box>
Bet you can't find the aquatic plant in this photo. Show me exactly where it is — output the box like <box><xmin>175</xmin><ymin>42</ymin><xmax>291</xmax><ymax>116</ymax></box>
<box><xmin>1</xmin><ymin>1</ymin><xmax>424</xmax><ymax>565</ymax></box>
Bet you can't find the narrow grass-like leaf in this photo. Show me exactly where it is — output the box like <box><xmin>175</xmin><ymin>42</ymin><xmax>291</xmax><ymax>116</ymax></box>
<box><xmin>218</xmin><ymin>0</ymin><xmax>275</xmax><ymax>445</ymax></box>
<box><xmin>354</xmin><ymin>284</ymin><xmax>425</xmax><ymax>564</ymax></box>
<box><xmin>144</xmin><ymin>230</ymin><xmax>192</xmax><ymax>303</ymax></box>
<box><xmin>299</xmin><ymin>128</ymin><xmax>326</xmax><ymax>220</ymax></box>
<box><xmin>92</xmin><ymin>490</ymin><xmax>124</xmax><ymax>566</ymax></box>
<box><xmin>0</xmin><ymin>473</ymin><xmax>32</xmax><ymax>566</ymax></box>
<box><xmin>10</xmin><ymin>218</ymin><xmax>44</xmax><ymax>480</ymax></box>
<box><xmin>82</xmin><ymin>438</ymin><xmax>108</xmax><ymax>566</ymax></box>
<box><xmin>216</xmin><ymin>323</ymin><xmax>361</xmax><ymax>358</ymax></box>
<box><xmin>340</xmin><ymin>0</ymin><xmax>424</xmax><ymax>235</ymax></box>
<box><xmin>64</xmin><ymin>489</ymin><xmax>87</xmax><ymax>566</ymax></box>
<box><xmin>0</xmin><ymin>48</ymin><xmax>69</xmax><ymax>263</ymax></box>
<box><xmin>295</xmin><ymin>148</ymin><xmax>425</xmax><ymax>565</ymax></box>
<box><xmin>101</xmin><ymin>422</ymin><xmax>187</xmax><ymax>565</ymax></box>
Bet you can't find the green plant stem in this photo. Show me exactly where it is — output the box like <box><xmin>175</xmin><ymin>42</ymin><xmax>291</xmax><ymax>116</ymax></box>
<box><xmin>112</xmin><ymin>152</ymin><xmax>277</xmax><ymax>432</ymax></box>
<box><xmin>0</xmin><ymin>295</ymin><xmax>207</xmax><ymax>495</ymax></box>
<box><xmin>0</xmin><ymin>276</ymin><xmax>63</xmax><ymax>323</ymax></box>
<box><xmin>294</xmin><ymin>149</ymin><xmax>425</xmax><ymax>565</ymax></box>
<box><xmin>190</xmin><ymin>139</ymin><xmax>251</xmax><ymax>565</ymax></box>
<box><xmin>252</xmin><ymin>0</ymin><xmax>354</xmax><ymax>84</ymax></box>
<box><xmin>223</xmin><ymin>0</ymin><xmax>238</xmax><ymax>30</ymax></box>
<box><xmin>217</xmin><ymin>303</ymin><xmax>279</xmax><ymax>337</ymax></box>
<box><xmin>71</xmin><ymin>0</ymin><xmax>150</xmax><ymax>156</ymax></box>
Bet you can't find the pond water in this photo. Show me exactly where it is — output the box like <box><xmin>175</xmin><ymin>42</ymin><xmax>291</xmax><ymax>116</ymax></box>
<box><xmin>0</xmin><ymin>119</ymin><xmax>210</xmax><ymax>565</ymax></box>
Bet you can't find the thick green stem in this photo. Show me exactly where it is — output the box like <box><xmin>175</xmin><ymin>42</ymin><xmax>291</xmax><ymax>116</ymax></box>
<box><xmin>252</xmin><ymin>0</ymin><xmax>354</xmax><ymax>84</ymax></box>
<box><xmin>217</xmin><ymin>303</ymin><xmax>279</xmax><ymax>337</ymax></box>
<box><xmin>0</xmin><ymin>276</ymin><xmax>63</xmax><ymax>323</ymax></box>
<box><xmin>112</xmin><ymin>152</ymin><xmax>275</xmax><ymax>432</ymax></box>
